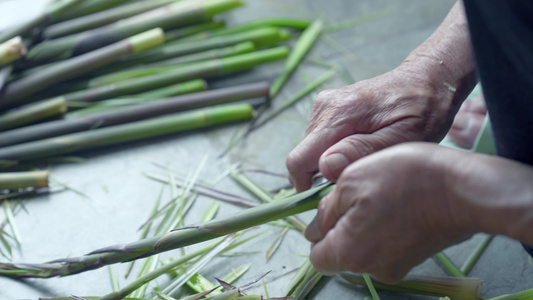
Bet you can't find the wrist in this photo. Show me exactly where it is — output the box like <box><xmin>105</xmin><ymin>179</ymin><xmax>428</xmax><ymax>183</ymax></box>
<box><xmin>399</xmin><ymin>1</ymin><xmax>477</xmax><ymax>124</ymax></box>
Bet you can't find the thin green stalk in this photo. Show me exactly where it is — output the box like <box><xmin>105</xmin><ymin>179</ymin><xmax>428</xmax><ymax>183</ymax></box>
<box><xmin>43</xmin><ymin>0</ymin><xmax>179</xmax><ymax>39</ymax></box>
<box><xmin>0</xmin><ymin>81</ymin><xmax>266</xmax><ymax>148</ymax></box>
<box><xmin>341</xmin><ymin>273</ymin><xmax>482</xmax><ymax>300</ymax></box>
<box><xmin>0</xmin><ymin>98</ymin><xmax>67</xmax><ymax>131</ymax></box>
<box><xmin>108</xmin><ymin>265</ymin><xmax>120</xmax><ymax>292</ymax></box>
<box><xmin>143</xmin><ymin>172</ymin><xmax>258</xmax><ymax>208</ymax></box>
<box><xmin>460</xmin><ymin>235</ymin><xmax>495</xmax><ymax>275</ymax></box>
<box><xmin>39</xmin><ymin>296</ymin><xmax>153</xmax><ymax>300</ymax></box>
<box><xmin>187</xmin><ymin>272</ymin><xmax>218</xmax><ymax>294</ymax></box>
<box><xmin>200</xmin><ymin>202</ymin><xmax>220</xmax><ymax>222</ymax></box>
<box><xmin>0</xmin><ymin>183</ymin><xmax>333</xmax><ymax>278</ymax></box>
<box><xmin>265</xmin><ymin>227</ymin><xmax>289</xmax><ymax>260</ymax></box>
<box><xmin>324</xmin><ymin>9</ymin><xmax>394</xmax><ymax>33</ymax></box>
<box><xmin>269</xmin><ymin>19</ymin><xmax>323</xmax><ymax>98</ymax></box>
<box><xmin>125</xmin><ymin>186</ymin><xmax>164</xmax><ymax>279</ymax></box>
<box><xmin>363</xmin><ymin>274</ymin><xmax>381</xmax><ymax>300</ymax></box>
<box><xmin>2</xmin><ymin>200</ymin><xmax>21</xmax><ymax>246</ymax></box>
<box><xmin>25</xmin><ymin>0</ymin><xmax>243</xmax><ymax>64</ymax></box>
<box><xmin>100</xmin><ymin>236</ymin><xmax>236</xmax><ymax>300</ymax></box>
<box><xmin>0</xmin><ymin>104</ymin><xmax>254</xmax><ymax>165</ymax></box>
<box><xmin>228</xmin><ymin>166</ymin><xmax>307</xmax><ymax>232</ymax></box>
<box><xmin>0</xmin><ymin>28</ymin><xmax>165</xmax><ymax>110</ymax></box>
<box><xmin>253</xmin><ymin>67</ymin><xmax>336</xmax><ymax>131</ymax></box>
<box><xmin>0</xmin><ymin>171</ymin><xmax>49</xmax><ymax>190</ymax></box>
<box><xmin>161</xmin><ymin>235</ymin><xmax>238</xmax><ymax>296</ymax></box>
<box><xmin>0</xmin><ymin>0</ymin><xmax>85</xmax><ymax>44</ymax></box>
<box><xmin>435</xmin><ymin>252</ymin><xmax>465</xmax><ymax>277</ymax></box>
<box><xmin>211</xmin><ymin>18</ymin><xmax>310</xmax><ymax>36</ymax></box>
<box><xmin>285</xmin><ymin>259</ymin><xmax>322</xmax><ymax>300</ymax></box>
<box><xmin>0</xmin><ymin>37</ymin><xmax>27</xmax><ymax>66</ymax></box>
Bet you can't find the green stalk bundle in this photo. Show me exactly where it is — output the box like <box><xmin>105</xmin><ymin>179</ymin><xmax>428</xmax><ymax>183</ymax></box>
<box><xmin>48</xmin><ymin>47</ymin><xmax>288</xmax><ymax>104</ymax></box>
<box><xmin>270</xmin><ymin>19</ymin><xmax>323</xmax><ymax>98</ymax></box>
<box><xmin>90</xmin><ymin>42</ymin><xmax>257</xmax><ymax>86</ymax></box>
<box><xmin>0</xmin><ymin>103</ymin><xmax>253</xmax><ymax>165</ymax></box>
<box><xmin>0</xmin><ymin>97</ymin><xmax>67</xmax><ymax>131</ymax></box>
<box><xmin>0</xmin><ymin>81</ymin><xmax>269</xmax><ymax>147</ymax></box>
<box><xmin>341</xmin><ymin>273</ymin><xmax>482</xmax><ymax>300</ymax></box>
<box><xmin>25</xmin><ymin>0</ymin><xmax>243</xmax><ymax>64</ymax></box>
<box><xmin>0</xmin><ymin>171</ymin><xmax>49</xmax><ymax>190</ymax></box>
<box><xmin>0</xmin><ymin>0</ymin><xmax>85</xmax><ymax>44</ymax></box>
<box><xmin>43</xmin><ymin>0</ymin><xmax>179</xmax><ymax>39</ymax></box>
<box><xmin>113</xmin><ymin>26</ymin><xmax>288</xmax><ymax>68</ymax></box>
<box><xmin>0</xmin><ymin>183</ymin><xmax>333</xmax><ymax>278</ymax></box>
<box><xmin>52</xmin><ymin>0</ymin><xmax>133</xmax><ymax>23</ymax></box>
<box><xmin>0</xmin><ymin>37</ymin><xmax>27</xmax><ymax>66</ymax></box>
<box><xmin>0</xmin><ymin>28</ymin><xmax>165</xmax><ymax>110</ymax></box>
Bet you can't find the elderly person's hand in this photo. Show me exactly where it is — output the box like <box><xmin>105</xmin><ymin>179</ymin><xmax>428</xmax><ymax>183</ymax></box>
<box><xmin>287</xmin><ymin>67</ymin><xmax>456</xmax><ymax>192</ymax></box>
<box><xmin>286</xmin><ymin>1</ymin><xmax>475</xmax><ymax>191</ymax></box>
<box><xmin>305</xmin><ymin>143</ymin><xmax>533</xmax><ymax>283</ymax></box>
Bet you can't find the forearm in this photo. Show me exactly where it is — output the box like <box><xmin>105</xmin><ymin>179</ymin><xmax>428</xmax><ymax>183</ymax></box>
<box><xmin>445</xmin><ymin>152</ymin><xmax>533</xmax><ymax>246</ymax></box>
<box><xmin>400</xmin><ymin>1</ymin><xmax>477</xmax><ymax>118</ymax></box>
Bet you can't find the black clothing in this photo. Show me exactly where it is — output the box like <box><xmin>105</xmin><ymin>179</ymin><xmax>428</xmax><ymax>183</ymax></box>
<box><xmin>462</xmin><ymin>0</ymin><xmax>533</xmax><ymax>257</ymax></box>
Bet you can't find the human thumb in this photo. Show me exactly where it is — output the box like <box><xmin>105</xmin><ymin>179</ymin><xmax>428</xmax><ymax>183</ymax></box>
<box><xmin>318</xmin><ymin>133</ymin><xmax>394</xmax><ymax>181</ymax></box>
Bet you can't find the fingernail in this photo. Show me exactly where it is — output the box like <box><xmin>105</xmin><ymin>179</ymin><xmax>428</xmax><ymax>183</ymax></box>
<box><xmin>305</xmin><ymin>216</ymin><xmax>322</xmax><ymax>242</ymax></box>
<box><xmin>324</xmin><ymin>153</ymin><xmax>350</xmax><ymax>178</ymax></box>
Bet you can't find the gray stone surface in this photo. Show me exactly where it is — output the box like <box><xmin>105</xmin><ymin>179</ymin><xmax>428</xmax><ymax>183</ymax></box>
<box><xmin>1</xmin><ymin>0</ymin><xmax>532</xmax><ymax>299</ymax></box>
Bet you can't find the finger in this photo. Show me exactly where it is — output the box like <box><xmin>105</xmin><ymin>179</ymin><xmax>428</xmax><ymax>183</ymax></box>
<box><xmin>448</xmin><ymin>112</ymin><xmax>485</xmax><ymax>149</ymax></box>
<box><xmin>304</xmin><ymin>184</ymin><xmax>356</xmax><ymax>243</ymax></box>
<box><xmin>287</xmin><ymin>127</ymin><xmax>345</xmax><ymax>192</ymax></box>
<box><xmin>318</xmin><ymin>122</ymin><xmax>415</xmax><ymax>181</ymax></box>
<box><xmin>308</xmin><ymin>207</ymin><xmax>371</xmax><ymax>275</ymax></box>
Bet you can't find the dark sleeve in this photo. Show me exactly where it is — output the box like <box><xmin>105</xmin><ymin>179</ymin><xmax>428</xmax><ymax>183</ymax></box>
<box><xmin>462</xmin><ymin>0</ymin><xmax>533</xmax><ymax>165</ymax></box>
<box><xmin>462</xmin><ymin>0</ymin><xmax>533</xmax><ymax>257</ymax></box>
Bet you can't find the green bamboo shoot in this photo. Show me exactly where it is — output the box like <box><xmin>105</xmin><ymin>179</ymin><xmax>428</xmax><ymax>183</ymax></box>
<box><xmin>0</xmin><ymin>0</ymin><xmax>85</xmax><ymax>44</ymax></box>
<box><xmin>90</xmin><ymin>42</ymin><xmax>257</xmax><ymax>86</ymax></box>
<box><xmin>0</xmin><ymin>183</ymin><xmax>333</xmax><ymax>278</ymax></box>
<box><xmin>0</xmin><ymin>37</ymin><xmax>27</xmax><ymax>66</ymax></box>
<box><xmin>0</xmin><ymin>104</ymin><xmax>254</xmax><ymax>164</ymax></box>
<box><xmin>113</xmin><ymin>27</ymin><xmax>288</xmax><ymax>68</ymax></box>
<box><xmin>0</xmin><ymin>98</ymin><xmax>67</xmax><ymax>131</ymax></box>
<box><xmin>25</xmin><ymin>0</ymin><xmax>243</xmax><ymax>64</ymax></box>
<box><xmin>0</xmin><ymin>28</ymin><xmax>165</xmax><ymax>110</ymax></box>
<box><xmin>0</xmin><ymin>171</ymin><xmax>49</xmax><ymax>190</ymax></box>
<box><xmin>43</xmin><ymin>0</ymin><xmax>179</xmax><ymax>39</ymax></box>
<box><xmin>270</xmin><ymin>19</ymin><xmax>323</xmax><ymax>98</ymax></box>
<box><xmin>47</xmin><ymin>47</ymin><xmax>288</xmax><ymax>104</ymax></box>
<box><xmin>0</xmin><ymin>82</ymin><xmax>269</xmax><ymax>147</ymax></box>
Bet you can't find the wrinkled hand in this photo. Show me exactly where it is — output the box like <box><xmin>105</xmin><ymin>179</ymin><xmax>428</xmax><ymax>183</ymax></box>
<box><xmin>286</xmin><ymin>66</ymin><xmax>458</xmax><ymax>192</ymax></box>
<box><xmin>305</xmin><ymin>143</ymin><xmax>474</xmax><ymax>283</ymax></box>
